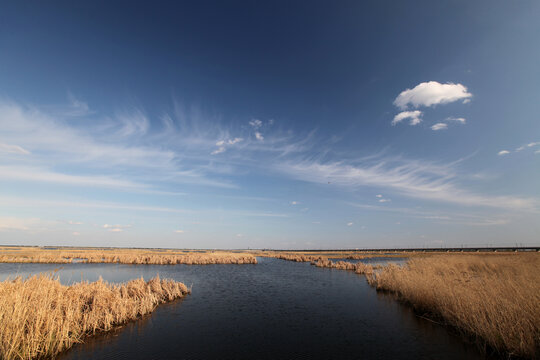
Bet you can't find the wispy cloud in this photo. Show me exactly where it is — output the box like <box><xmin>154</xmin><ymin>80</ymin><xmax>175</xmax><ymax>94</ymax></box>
<box><xmin>0</xmin><ymin>142</ymin><xmax>30</xmax><ymax>155</ymax></box>
<box><xmin>445</xmin><ymin>117</ymin><xmax>466</xmax><ymax>124</ymax></box>
<box><xmin>431</xmin><ymin>123</ymin><xmax>448</xmax><ymax>131</ymax></box>
<box><xmin>498</xmin><ymin>150</ymin><xmax>510</xmax><ymax>156</ymax></box>
<box><xmin>0</xmin><ymin>165</ymin><xmax>149</xmax><ymax>189</ymax></box>
<box><xmin>103</xmin><ymin>224</ymin><xmax>131</xmax><ymax>232</ymax></box>
<box><xmin>276</xmin><ymin>156</ymin><xmax>536</xmax><ymax>211</ymax></box>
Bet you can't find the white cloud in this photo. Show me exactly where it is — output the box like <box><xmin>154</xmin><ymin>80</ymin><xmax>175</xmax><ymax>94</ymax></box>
<box><xmin>0</xmin><ymin>142</ymin><xmax>30</xmax><ymax>155</ymax></box>
<box><xmin>431</xmin><ymin>123</ymin><xmax>448</xmax><ymax>131</ymax></box>
<box><xmin>0</xmin><ymin>216</ymin><xmax>56</xmax><ymax>232</ymax></box>
<box><xmin>211</xmin><ymin>137</ymin><xmax>243</xmax><ymax>155</ymax></box>
<box><xmin>116</xmin><ymin>109</ymin><xmax>150</xmax><ymax>137</ymax></box>
<box><xmin>249</xmin><ymin>119</ymin><xmax>262</xmax><ymax>129</ymax></box>
<box><xmin>290</xmin><ymin>201</ymin><xmax>299</xmax><ymax>205</ymax></box>
<box><xmin>527</xmin><ymin>142</ymin><xmax>540</xmax><ymax>147</ymax></box>
<box><xmin>255</xmin><ymin>132</ymin><xmax>264</xmax><ymax>141</ymax></box>
<box><xmin>103</xmin><ymin>224</ymin><xmax>131</xmax><ymax>232</ymax></box>
<box><xmin>228</xmin><ymin>137</ymin><xmax>243</xmax><ymax>145</ymax></box>
<box><xmin>445</xmin><ymin>117</ymin><xmax>466</xmax><ymax>124</ymax></box>
<box><xmin>498</xmin><ymin>150</ymin><xmax>510</xmax><ymax>156</ymax></box>
<box><xmin>347</xmin><ymin>222</ymin><xmax>354</xmax><ymax>226</ymax></box>
<box><xmin>378</xmin><ymin>198</ymin><xmax>391</xmax><ymax>203</ymax></box>
<box><xmin>68</xmin><ymin>220</ymin><xmax>83</xmax><ymax>225</ymax></box>
<box><xmin>211</xmin><ymin>146</ymin><xmax>226</xmax><ymax>155</ymax></box>
<box><xmin>174</xmin><ymin>229</ymin><xmax>184</xmax><ymax>233</ymax></box>
<box><xmin>394</xmin><ymin>81</ymin><xmax>473</xmax><ymax>110</ymax></box>
<box><xmin>375</xmin><ymin>194</ymin><xmax>383</xmax><ymax>198</ymax></box>
<box><xmin>0</xmin><ymin>166</ymin><xmax>148</xmax><ymax>189</ymax></box>
<box><xmin>392</xmin><ymin>110</ymin><xmax>422</xmax><ymax>126</ymax></box>
<box><xmin>276</xmin><ymin>157</ymin><xmax>536</xmax><ymax>211</ymax></box>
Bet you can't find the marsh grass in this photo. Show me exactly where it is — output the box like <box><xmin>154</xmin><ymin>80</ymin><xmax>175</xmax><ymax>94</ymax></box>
<box><xmin>367</xmin><ymin>254</ymin><xmax>540</xmax><ymax>358</ymax></box>
<box><xmin>0</xmin><ymin>247</ymin><xmax>257</xmax><ymax>265</ymax></box>
<box><xmin>0</xmin><ymin>273</ymin><xmax>189</xmax><ymax>360</ymax></box>
<box><xmin>312</xmin><ymin>259</ymin><xmax>377</xmax><ymax>274</ymax></box>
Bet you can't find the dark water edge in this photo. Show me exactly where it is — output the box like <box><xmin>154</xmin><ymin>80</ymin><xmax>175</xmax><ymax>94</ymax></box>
<box><xmin>0</xmin><ymin>258</ymin><xmax>491</xmax><ymax>360</ymax></box>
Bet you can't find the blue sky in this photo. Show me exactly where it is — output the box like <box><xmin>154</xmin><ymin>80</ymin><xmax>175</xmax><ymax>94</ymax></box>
<box><xmin>1</xmin><ymin>1</ymin><xmax>539</xmax><ymax>249</ymax></box>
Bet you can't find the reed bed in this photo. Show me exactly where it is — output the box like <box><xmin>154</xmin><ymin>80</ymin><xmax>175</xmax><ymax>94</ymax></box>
<box><xmin>273</xmin><ymin>254</ymin><xmax>325</xmax><ymax>262</ymax></box>
<box><xmin>367</xmin><ymin>254</ymin><xmax>540</xmax><ymax>358</ymax></box>
<box><xmin>0</xmin><ymin>274</ymin><xmax>189</xmax><ymax>360</ymax></box>
<box><xmin>0</xmin><ymin>247</ymin><xmax>257</xmax><ymax>265</ymax></box>
<box><xmin>312</xmin><ymin>259</ymin><xmax>377</xmax><ymax>275</ymax></box>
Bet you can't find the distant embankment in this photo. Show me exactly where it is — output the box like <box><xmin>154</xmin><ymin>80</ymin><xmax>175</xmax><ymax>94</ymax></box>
<box><xmin>263</xmin><ymin>246</ymin><xmax>540</xmax><ymax>253</ymax></box>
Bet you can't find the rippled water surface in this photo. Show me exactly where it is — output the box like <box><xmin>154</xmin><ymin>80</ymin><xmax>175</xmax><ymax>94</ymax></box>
<box><xmin>0</xmin><ymin>258</ymin><xmax>486</xmax><ymax>360</ymax></box>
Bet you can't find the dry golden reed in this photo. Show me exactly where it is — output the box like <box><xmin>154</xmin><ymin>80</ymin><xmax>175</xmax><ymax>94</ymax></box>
<box><xmin>0</xmin><ymin>274</ymin><xmax>189</xmax><ymax>360</ymax></box>
<box><xmin>0</xmin><ymin>247</ymin><xmax>257</xmax><ymax>265</ymax></box>
<box><xmin>312</xmin><ymin>259</ymin><xmax>376</xmax><ymax>275</ymax></box>
<box><xmin>368</xmin><ymin>253</ymin><xmax>540</xmax><ymax>358</ymax></box>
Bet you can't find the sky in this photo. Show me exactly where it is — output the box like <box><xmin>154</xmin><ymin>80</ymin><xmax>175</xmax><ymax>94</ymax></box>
<box><xmin>1</xmin><ymin>1</ymin><xmax>539</xmax><ymax>249</ymax></box>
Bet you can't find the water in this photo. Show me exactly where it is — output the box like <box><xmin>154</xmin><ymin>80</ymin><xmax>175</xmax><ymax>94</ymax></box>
<box><xmin>0</xmin><ymin>258</ymin><xmax>487</xmax><ymax>360</ymax></box>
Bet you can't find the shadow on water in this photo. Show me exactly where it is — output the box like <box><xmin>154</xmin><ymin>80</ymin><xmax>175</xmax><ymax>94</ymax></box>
<box><xmin>0</xmin><ymin>258</ymin><xmax>491</xmax><ymax>360</ymax></box>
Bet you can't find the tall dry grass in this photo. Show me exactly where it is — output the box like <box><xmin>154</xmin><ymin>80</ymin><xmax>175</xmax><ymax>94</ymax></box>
<box><xmin>312</xmin><ymin>258</ymin><xmax>376</xmax><ymax>275</ymax></box>
<box><xmin>0</xmin><ymin>274</ymin><xmax>189</xmax><ymax>360</ymax></box>
<box><xmin>368</xmin><ymin>254</ymin><xmax>540</xmax><ymax>358</ymax></box>
<box><xmin>0</xmin><ymin>247</ymin><xmax>257</xmax><ymax>265</ymax></box>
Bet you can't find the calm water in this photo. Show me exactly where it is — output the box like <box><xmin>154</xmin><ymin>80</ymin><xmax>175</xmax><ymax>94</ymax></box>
<box><xmin>0</xmin><ymin>258</ymin><xmax>487</xmax><ymax>360</ymax></box>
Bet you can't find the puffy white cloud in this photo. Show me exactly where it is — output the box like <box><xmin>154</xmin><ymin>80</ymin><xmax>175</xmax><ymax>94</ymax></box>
<box><xmin>394</xmin><ymin>81</ymin><xmax>473</xmax><ymax>110</ymax></box>
<box><xmin>255</xmin><ymin>132</ymin><xmax>264</xmax><ymax>141</ymax></box>
<box><xmin>290</xmin><ymin>201</ymin><xmax>299</xmax><ymax>205</ymax></box>
<box><xmin>498</xmin><ymin>150</ymin><xmax>510</xmax><ymax>156</ymax></box>
<box><xmin>431</xmin><ymin>123</ymin><xmax>448</xmax><ymax>131</ymax></box>
<box><xmin>392</xmin><ymin>110</ymin><xmax>422</xmax><ymax>126</ymax></box>
<box><xmin>347</xmin><ymin>222</ymin><xmax>354</xmax><ymax>226</ymax></box>
<box><xmin>375</xmin><ymin>194</ymin><xmax>383</xmax><ymax>198</ymax></box>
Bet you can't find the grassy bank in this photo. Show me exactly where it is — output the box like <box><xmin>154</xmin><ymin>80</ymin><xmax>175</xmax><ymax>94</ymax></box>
<box><xmin>312</xmin><ymin>258</ymin><xmax>377</xmax><ymax>275</ymax></box>
<box><xmin>0</xmin><ymin>274</ymin><xmax>190</xmax><ymax>360</ymax></box>
<box><xmin>368</xmin><ymin>254</ymin><xmax>540</xmax><ymax>358</ymax></box>
<box><xmin>0</xmin><ymin>247</ymin><xmax>257</xmax><ymax>265</ymax></box>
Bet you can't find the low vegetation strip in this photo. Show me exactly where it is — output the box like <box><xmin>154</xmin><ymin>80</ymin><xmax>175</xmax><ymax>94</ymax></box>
<box><xmin>0</xmin><ymin>274</ymin><xmax>190</xmax><ymax>360</ymax></box>
<box><xmin>0</xmin><ymin>247</ymin><xmax>257</xmax><ymax>265</ymax></box>
<box><xmin>367</xmin><ymin>254</ymin><xmax>540</xmax><ymax>358</ymax></box>
<box><xmin>312</xmin><ymin>259</ymin><xmax>377</xmax><ymax>275</ymax></box>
